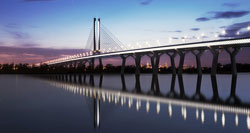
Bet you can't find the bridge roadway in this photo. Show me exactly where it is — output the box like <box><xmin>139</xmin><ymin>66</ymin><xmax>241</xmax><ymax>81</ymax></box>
<box><xmin>47</xmin><ymin>37</ymin><xmax>250</xmax><ymax>65</ymax></box>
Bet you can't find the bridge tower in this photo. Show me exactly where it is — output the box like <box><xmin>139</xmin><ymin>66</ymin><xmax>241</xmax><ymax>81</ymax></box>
<box><xmin>93</xmin><ymin>18</ymin><xmax>96</xmax><ymax>51</ymax></box>
<box><xmin>93</xmin><ymin>18</ymin><xmax>101</xmax><ymax>53</ymax></box>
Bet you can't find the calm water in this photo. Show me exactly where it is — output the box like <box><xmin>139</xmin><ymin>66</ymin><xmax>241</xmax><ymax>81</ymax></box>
<box><xmin>1</xmin><ymin>74</ymin><xmax>250</xmax><ymax>133</ymax></box>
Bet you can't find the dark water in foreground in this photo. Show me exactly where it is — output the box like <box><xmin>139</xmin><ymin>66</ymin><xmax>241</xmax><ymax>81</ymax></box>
<box><xmin>1</xmin><ymin>74</ymin><xmax>250</xmax><ymax>133</ymax></box>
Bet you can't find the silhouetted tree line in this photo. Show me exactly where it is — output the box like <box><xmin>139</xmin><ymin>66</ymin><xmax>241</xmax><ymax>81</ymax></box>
<box><xmin>0</xmin><ymin>63</ymin><xmax>250</xmax><ymax>74</ymax></box>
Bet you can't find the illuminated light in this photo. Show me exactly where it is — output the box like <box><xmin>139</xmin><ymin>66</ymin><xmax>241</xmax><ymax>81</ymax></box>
<box><xmin>115</xmin><ymin>96</ymin><xmax>118</xmax><ymax>104</ymax></box>
<box><xmin>156</xmin><ymin>102</ymin><xmax>160</xmax><ymax>114</ymax></box>
<box><xmin>235</xmin><ymin>114</ymin><xmax>239</xmax><ymax>127</ymax></box>
<box><xmin>82</xmin><ymin>89</ymin><xmax>85</xmax><ymax>96</ymax></box>
<box><xmin>89</xmin><ymin>89</ymin><xmax>92</xmax><ymax>98</ymax></box>
<box><xmin>123</xmin><ymin>97</ymin><xmax>126</xmax><ymax>104</ymax></box>
<box><xmin>201</xmin><ymin>109</ymin><xmax>205</xmax><ymax>124</ymax></box>
<box><xmin>156</xmin><ymin>40</ymin><xmax>160</xmax><ymax>45</ymax></box>
<box><xmin>181</xmin><ymin>106</ymin><xmax>184</xmax><ymax>116</ymax></box>
<box><xmin>236</xmin><ymin>31</ymin><xmax>240</xmax><ymax>36</ymax></box>
<box><xmin>146</xmin><ymin>101</ymin><xmax>150</xmax><ymax>113</ymax></box>
<box><xmin>79</xmin><ymin>89</ymin><xmax>82</xmax><ymax>95</ymax></box>
<box><xmin>169</xmin><ymin>37</ymin><xmax>172</xmax><ymax>43</ymax></box>
<box><xmin>168</xmin><ymin>104</ymin><xmax>172</xmax><ymax>117</ymax></box>
<box><xmin>183</xmin><ymin>107</ymin><xmax>187</xmax><ymax>120</ymax></box>
<box><xmin>221</xmin><ymin>29</ymin><xmax>226</xmax><ymax>35</ymax></box>
<box><xmin>214</xmin><ymin>34</ymin><xmax>218</xmax><ymax>38</ymax></box>
<box><xmin>121</xmin><ymin>97</ymin><xmax>124</xmax><ymax>106</ymax></box>
<box><xmin>201</xmin><ymin>33</ymin><xmax>205</xmax><ymax>37</ymax></box>
<box><xmin>111</xmin><ymin>94</ymin><xmax>114</xmax><ymax>102</ymax></box>
<box><xmin>196</xmin><ymin>108</ymin><xmax>199</xmax><ymax>119</ymax></box>
<box><xmin>108</xmin><ymin>94</ymin><xmax>111</xmax><ymax>103</ymax></box>
<box><xmin>128</xmin><ymin>98</ymin><xmax>132</xmax><ymax>108</ymax></box>
<box><xmin>86</xmin><ymin>89</ymin><xmax>88</xmax><ymax>97</ymax></box>
<box><xmin>136</xmin><ymin>100</ymin><xmax>140</xmax><ymax>111</ymax></box>
<box><xmin>222</xmin><ymin>112</ymin><xmax>225</xmax><ymax>127</ymax></box>
<box><xmin>102</xmin><ymin>94</ymin><xmax>105</xmax><ymax>102</ymax></box>
<box><xmin>248</xmin><ymin>26</ymin><xmax>250</xmax><ymax>31</ymax></box>
<box><xmin>247</xmin><ymin>115</ymin><xmax>250</xmax><ymax>129</ymax></box>
<box><xmin>214</xmin><ymin>111</ymin><xmax>217</xmax><ymax>123</ymax></box>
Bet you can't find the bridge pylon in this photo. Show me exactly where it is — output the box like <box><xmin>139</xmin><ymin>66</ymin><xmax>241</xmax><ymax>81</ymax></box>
<box><xmin>93</xmin><ymin>17</ymin><xmax>101</xmax><ymax>54</ymax></box>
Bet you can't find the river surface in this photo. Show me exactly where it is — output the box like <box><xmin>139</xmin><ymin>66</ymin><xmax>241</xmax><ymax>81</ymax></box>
<box><xmin>1</xmin><ymin>74</ymin><xmax>250</xmax><ymax>133</ymax></box>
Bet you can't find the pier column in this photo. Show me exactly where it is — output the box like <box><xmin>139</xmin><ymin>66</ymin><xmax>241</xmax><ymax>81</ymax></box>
<box><xmin>135</xmin><ymin>74</ymin><xmax>142</xmax><ymax>93</ymax></box>
<box><xmin>152</xmin><ymin>52</ymin><xmax>161</xmax><ymax>94</ymax></box>
<box><xmin>134</xmin><ymin>54</ymin><xmax>142</xmax><ymax>93</ymax></box>
<box><xmin>176</xmin><ymin>50</ymin><xmax>186</xmax><ymax>97</ymax></box>
<box><xmin>83</xmin><ymin>62</ymin><xmax>86</xmax><ymax>83</ymax></box>
<box><xmin>192</xmin><ymin>49</ymin><xmax>204</xmax><ymax>99</ymax></box>
<box><xmin>148</xmin><ymin>54</ymin><xmax>155</xmax><ymax>93</ymax></box>
<box><xmin>225</xmin><ymin>47</ymin><xmax>240</xmax><ymax>103</ymax></box>
<box><xmin>89</xmin><ymin>59</ymin><xmax>95</xmax><ymax>86</ymax></box>
<box><xmin>69</xmin><ymin>62</ymin><xmax>73</xmax><ymax>82</ymax></box>
<box><xmin>147</xmin><ymin>52</ymin><xmax>161</xmax><ymax>94</ymax></box>
<box><xmin>120</xmin><ymin>55</ymin><xmax>128</xmax><ymax>75</ymax></box>
<box><xmin>135</xmin><ymin>54</ymin><xmax>142</xmax><ymax>76</ymax></box>
<box><xmin>78</xmin><ymin>62</ymin><xmax>83</xmax><ymax>84</ymax></box>
<box><xmin>73</xmin><ymin>62</ymin><xmax>77</xmax><ymax>83</ymax></box>
<box><xmin>121</xmin><ymin>74</ymin><xmax>127</xmax><ymax>91</ymax></box>
<box><xmin>99</xmin><ymin>58</ymin><xmax>103</xmax><ymax>88</ymax></box>
<box><xmin>209</xmin><ymin>47</ymin><xmax>219</xmax><ymax>100</ymax></box>
<box><xmin>167</xmin><ymin>51</ymin><xmax>177</xmax><ymax>97</ymax></box>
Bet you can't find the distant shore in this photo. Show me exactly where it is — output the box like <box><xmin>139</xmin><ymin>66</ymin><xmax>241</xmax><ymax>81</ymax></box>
<box><xmin>0</xmin><ymin>63</ymin><xmax>250</xmax><ymax>74</ymax></box>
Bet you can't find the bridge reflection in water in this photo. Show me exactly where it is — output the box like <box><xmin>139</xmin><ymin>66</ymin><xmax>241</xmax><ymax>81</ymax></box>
<box><xmin>38</xmin><ymin>73</ymin><xmax>250</xmax><ymax>130</ymax></box>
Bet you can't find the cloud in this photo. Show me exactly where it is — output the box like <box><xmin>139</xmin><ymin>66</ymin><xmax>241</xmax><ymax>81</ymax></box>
<box><xmin>222</xmin><ymin>3</ymin><xmax>239</xmax><ymax>7</ymax></box>
<box><xmin>196</xmin><ymin>11</ymin><xmax>250</xmax><ymax>22</ymax></box>
<box><xmin>22</xmin><ymin>0</ymin><xmax>55</xmax><ymax>2</ymax></box>
<box><xmin>0</xmin><ymin>46</ymin><xmax>87</xmax><ymax>64</ymax></box>
<box><xmin>171</xmin><ymin>37</ymin><xmax>179</xmax><ymax>40</ymax></box>
<box><xmin>21</xmin><ymin>43</ymin><xmax>39</xmax><ymax>47</ymax></box>
<box><xmin>140</xmin><ymin>0</ymin><xmax>153</xmax><ymax>5</ymax></box>
<box><xmin>196</xmin><ymin>17</ymin><xmax>210</xmax><ymax>22</ymax></box>
<box><xmin>212</xmin><ymin>11</ymin><xmax>250</xmax><ymax>19</ymax></box>
<box><xmin>219</xmin><ymin>21</ymin><xmax>250</xmax><ymax>38</ymax></box>
<box><xmin>4</xmin><ymin>23</ymin><xmax>20</xmax><ymax>29</ymax></box>
<box><xmin>7</xmin><ymin>31</ymin><xmax>29</xmax><ymax>39</ymax></box>
<box><xmin>168</xmin><ymin>30</ymin><xmax>182</xmax><ymax>33</ymax></box>
<box><xmin>190</xmin><ymin>28</ymin><xmax>200</xmax><ymax>31</ymax></box>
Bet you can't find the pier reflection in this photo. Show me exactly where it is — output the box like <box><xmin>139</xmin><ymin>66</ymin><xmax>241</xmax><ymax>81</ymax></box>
<box><xmin>41</xmin><ymin>73</ymin><xmax>250</xmax><ymax>130</ymax></box>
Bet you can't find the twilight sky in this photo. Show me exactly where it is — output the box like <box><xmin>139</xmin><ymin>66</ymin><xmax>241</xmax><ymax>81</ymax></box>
<box><xmin>0</xmin><ymin>0</ymin><xmax>250</xmax><ymax>64</ymax></box>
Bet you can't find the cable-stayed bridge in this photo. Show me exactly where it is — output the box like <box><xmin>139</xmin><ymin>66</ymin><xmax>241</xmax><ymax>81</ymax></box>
<box><xmin>42</xmin><ymin>18</ymin><xmax>250</xmax><ymax>102</ymax></box>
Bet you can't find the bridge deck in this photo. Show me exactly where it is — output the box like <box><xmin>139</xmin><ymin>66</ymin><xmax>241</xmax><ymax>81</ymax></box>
<box><xmin>48</xmin><ymin>37</ymin><xmax>250</xmax><ymax>65</ymax></box>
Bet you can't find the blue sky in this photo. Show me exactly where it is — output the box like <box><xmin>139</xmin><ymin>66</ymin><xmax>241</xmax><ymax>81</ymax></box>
<box><xmin>0</xmin><ymin>0</ymin><xmax>250</xmax><ymax>63</ymax></box>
